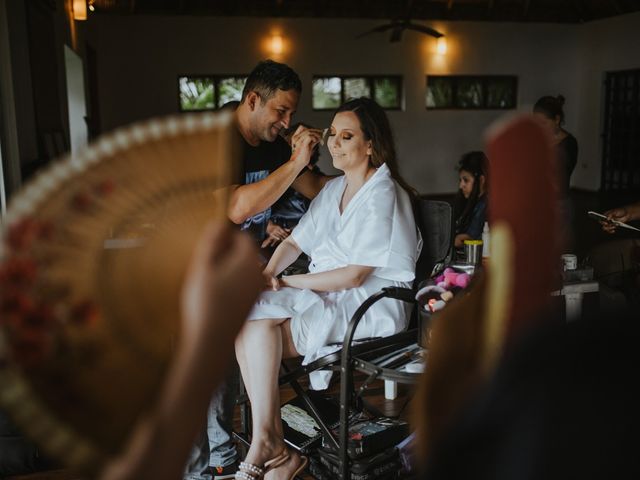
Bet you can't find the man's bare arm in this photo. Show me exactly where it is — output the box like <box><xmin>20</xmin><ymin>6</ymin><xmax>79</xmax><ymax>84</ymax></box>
<box><xmin>228</xmin><ymin>159</ymin><xmax>305</xmax><ymax>224</ymax></box>
<box><xmin>228</xmin><ymin>129</ymin><xmax>321</xmax><ymax>224</ymax></box>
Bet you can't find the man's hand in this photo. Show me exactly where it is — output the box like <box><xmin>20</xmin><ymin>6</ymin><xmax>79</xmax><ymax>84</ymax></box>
<box><xmin>602</xmin><ymin>202</ymin><xmax>640</xmax><ymax>233</ymax></box>
<box><xmin>261</xmin><ymin>220</ymin><xmax>291</xmax><ymax>248</ymax></box>
<box><xmin>290</xmin><ymin>125</ymin><xmax>322</xmax><ymax>170</ymax></box>
<box><xmin>601</xmin><ymin>207</ymin><xmax>630</xmax><ymax>233</ymax></box>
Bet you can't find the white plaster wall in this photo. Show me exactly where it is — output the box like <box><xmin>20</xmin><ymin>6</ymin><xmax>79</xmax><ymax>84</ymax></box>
<box><xmin>83</xmin><ymin>13</ymin><xmax>637</xmax><ymax>194</ymax></box>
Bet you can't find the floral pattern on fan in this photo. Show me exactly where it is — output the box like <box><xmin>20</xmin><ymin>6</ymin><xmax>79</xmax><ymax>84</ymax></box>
<box><xmin>0</xmin><ymin>111</ymin><xmax>239</xmax><ymax>472</ymax></box>
<box><xmin>1</xmin><ymin>217</ymin><xmax>103</xmax><ymax>368</ymax></box>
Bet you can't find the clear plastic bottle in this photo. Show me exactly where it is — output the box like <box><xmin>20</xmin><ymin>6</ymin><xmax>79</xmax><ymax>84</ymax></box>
<box><xmin>482</xmin><ymin>222</ymin><xmax>490</xmax><ymax>258</ymax></box>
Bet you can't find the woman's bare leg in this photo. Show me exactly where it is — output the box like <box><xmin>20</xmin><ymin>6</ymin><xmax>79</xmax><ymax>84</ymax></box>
<box><xmin>235</xmin><ymin>318</ymin><xmax>292</xmax><ymax>470</ymax></box>
<box><xmin>264</xmin><ymin>321</ymin><xmax>307</xmax><ymax>480</ymax></box>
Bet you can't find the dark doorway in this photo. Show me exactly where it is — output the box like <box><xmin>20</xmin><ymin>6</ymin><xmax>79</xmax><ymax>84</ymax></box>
<box><xmin>600</xmin><ymin>68</ymin><xmax>640</xmax><ymax>192</ymax></box>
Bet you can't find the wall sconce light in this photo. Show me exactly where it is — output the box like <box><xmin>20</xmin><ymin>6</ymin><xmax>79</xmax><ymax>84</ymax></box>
<box><xmin>73</xmin><ymin>0</ymin><xmax>87</xmax><ymax>20</ymax></box>
<box><xmin>436</xmin><ymin>36</ymin><xmax>447</xmax><ymax>55</ymax></box>
<box><xmin>270</xmin><ymin>34</ymin><xmax>284</xmax><ymax>55</ymax></box>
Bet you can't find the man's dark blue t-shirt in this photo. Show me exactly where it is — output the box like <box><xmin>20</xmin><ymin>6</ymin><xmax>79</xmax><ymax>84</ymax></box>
<box><xmin>238</xmin><ymin>136</ymin><xmax>291</xmax><ymax>242</ymax></box>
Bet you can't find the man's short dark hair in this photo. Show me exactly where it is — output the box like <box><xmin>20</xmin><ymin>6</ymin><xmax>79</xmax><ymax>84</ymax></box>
<box><xmin>241</xmin><ymin>60</ymin><xmax>302</xmax><ymax>103</ymax></box>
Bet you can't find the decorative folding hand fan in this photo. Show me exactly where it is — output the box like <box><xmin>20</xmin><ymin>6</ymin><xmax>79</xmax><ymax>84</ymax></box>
<box><xmin>0</xmin><ymin>111</ymin><xmax>239</xmax><ymax>471</ymax></box>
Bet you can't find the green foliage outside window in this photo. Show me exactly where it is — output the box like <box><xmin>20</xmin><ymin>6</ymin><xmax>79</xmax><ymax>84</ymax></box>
<box><xmin>373</xmin><ymin>77</ymin><xmax>401</xmax><ymax>109</ymax></box>
<box><xmin>344</xmin><ymin>78</ymin><xmax>371</xmax><ymax>101</ymax></box>
<box><xmin>179</xmin><ymin>77</ymin><xmax>215</xmax><ymax>111</ymax></box>
<box><xmin>178</xmin><ymin>75</ymin><xmax>247</xmax><ymax>111</ymax></box>
<box><xmin>313</xmin><ymin>77</ymin><xmax>341</xmax><ymax>110</ymax></box>
<box><xmin>218</xmin><ymin>77</ymin><xmax>247</xmax><ymax>107</ymax></box>
<box><xmin>426</xmin><ymin>77</ymin><xmax>453</xmax><ymax>108</ymax></box>
<box><xmin>313</xmin><ymin>76</ymin><xmax>402</xmax><ymax>110</ymax></box>
<box><xmin>456</xmin><ymin>78</ymin><xmax>483</xmax><ymax>108</ymax></box>
<box><xmin>486</xmin><ymin>77</ymin><xmax>516</xmax><ymax>108</ymax></box>
<box><xmin>426</xmin><ymin>75</ymin><xmax>518</xmax><ymax>110</ymax></box>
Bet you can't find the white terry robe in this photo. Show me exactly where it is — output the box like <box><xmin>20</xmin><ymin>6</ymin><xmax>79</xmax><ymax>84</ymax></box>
<box><xmin>247</xmin><ymin>163</ymin><xmax>421</xmax><ymax>389</ymax></box>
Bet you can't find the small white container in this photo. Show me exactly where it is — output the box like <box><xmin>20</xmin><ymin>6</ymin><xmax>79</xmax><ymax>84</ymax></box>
<box><xmin>561</xmin><ymin>253</ymin><xmax>578</xmax><ymax>271</ymax></box>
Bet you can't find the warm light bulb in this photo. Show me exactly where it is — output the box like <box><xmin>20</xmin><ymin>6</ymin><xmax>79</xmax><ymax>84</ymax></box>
<box><xmin>73</xmin><ymin>0</ymin><xmax>87</xmax><ymax>20</ymax></box>
<box><xmin>270</xmin><ymin>34</ymin><xmax>284</xmax><ymax>55</ymax></box>
<box><xmin>436</xmin><ymin>37</ymin><xmax>447</xmax><ymax>55</ymax></box>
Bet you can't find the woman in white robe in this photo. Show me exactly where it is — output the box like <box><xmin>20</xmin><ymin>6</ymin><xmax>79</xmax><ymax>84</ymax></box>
<box><xmin>234</xmin><ymin>98</ymin><xmax>421</xmax><ymax>480</ymax></box>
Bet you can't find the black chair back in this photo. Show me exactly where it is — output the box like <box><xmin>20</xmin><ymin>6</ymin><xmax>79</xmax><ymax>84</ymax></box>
<box><xmin>415</xmin><ymin>198</ymin><xmax>454</xmax><ymax>282</ymax></box>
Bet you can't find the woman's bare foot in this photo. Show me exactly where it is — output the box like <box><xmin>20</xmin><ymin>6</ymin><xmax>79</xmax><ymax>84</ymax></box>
<box><xmin>242</xmin><ymin>436</ymin><xmax>287</xmax><ymax>475</ymax></box>
<box><xmin>264</xmin><ymin>449</ymin><xmax>307</xmax><ymax>480</ymax></box>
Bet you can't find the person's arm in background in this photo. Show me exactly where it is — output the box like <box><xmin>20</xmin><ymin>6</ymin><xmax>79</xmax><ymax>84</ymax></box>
<box><xmin>602</xmin><ymin>201</ymin><xmax>640</xmax><ymax>233</ymax></box>
<box><xmin>228</xmin><ymin>128</ymin><xmax>322</xmax><ymax>224</ymax></box>
<box><xmin>455</xmin><ymin>198</ymin><xmax>486</xmax><ymax>247</ymax></box>
<box><xmin>99</xmin><ymin>223</ymin><xmax>262</xmax><ymax>480</ymax></box>
<box><xmin>454</xmin><ymin>233</ymin><xmax>472</xmax><ymax>248</ymax></box>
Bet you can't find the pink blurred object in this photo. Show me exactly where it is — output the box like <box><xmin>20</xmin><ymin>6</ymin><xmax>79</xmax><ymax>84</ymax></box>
<box><xmin>444</xmin><ymin>272</ymin><xmax>458</xmax><ymax>286</ymax></box>
<box><xmin>455</xmin><ymin>273</ymin><xmax>470</xmax><ymax>288</ymax></box>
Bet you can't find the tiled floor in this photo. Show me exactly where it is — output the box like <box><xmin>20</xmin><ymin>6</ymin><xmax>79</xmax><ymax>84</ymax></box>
<box><xmin>235</xmin><ymin>372</ymin><xmax>417</xmax><ymax>480</ymax></box>
<box><xmin>5</xmin><ymin>372</ymin><xmax>417</xmax><ymax>480</ymax></box>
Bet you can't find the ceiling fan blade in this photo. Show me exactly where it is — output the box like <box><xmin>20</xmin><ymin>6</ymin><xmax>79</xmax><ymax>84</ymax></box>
<box><xmin>389</xmin><ymin>26</ymin><xmax>403</xmax><ymax>42</ymax></box>
<box><xmin>405</xmin><ymin>22</ymin><xmax>444</xmax><ymax>38</ymax></box>
<box><xmin>355</xmin><ymin>23</ymin><xmax>396</xmax><ymax>39</ymax></box>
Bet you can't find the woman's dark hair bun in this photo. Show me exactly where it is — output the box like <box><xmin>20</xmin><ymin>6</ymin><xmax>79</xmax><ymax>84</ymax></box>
<box><xmin>556</xmin><ymin>95</ymin><xmax>565</xmax><ymax>106</ymax></box>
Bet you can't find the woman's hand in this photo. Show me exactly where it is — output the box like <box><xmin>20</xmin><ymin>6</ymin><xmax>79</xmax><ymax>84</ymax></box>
<box><xmin>262</xmin><ymin>270</ymin><xmax>281</xmax><ymax>291</ymax></box>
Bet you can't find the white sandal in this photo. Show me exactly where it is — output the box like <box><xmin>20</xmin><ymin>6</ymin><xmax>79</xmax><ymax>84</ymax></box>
<box><xmin>235</xmin><ymin>461</ymin><xmax>264</xmax><ymax>480</ymax></box>
<box><xmin>235</xmin><ymin>450</ymin><xmax>288</xmax><ymax>480</ymax></box>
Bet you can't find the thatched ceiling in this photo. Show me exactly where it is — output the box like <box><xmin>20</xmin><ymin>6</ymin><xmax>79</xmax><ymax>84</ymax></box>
<box><xmin>88</xmin><ymin>0</ymin><xmax>640</xmax><ymax>23</ymax></box>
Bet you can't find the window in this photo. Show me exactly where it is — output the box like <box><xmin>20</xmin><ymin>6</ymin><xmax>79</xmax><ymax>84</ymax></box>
<box><xmin>312</xmin><ymin>76</ymin><xmax>402</xmax><ymax>110</ymax></box>
<box><xmin>178</xmin><ymin>75</ymin><xmax>247</xmax><ymax>111</ymax></box>
<box><xmin>426</xmin><ymin>75</ymin><xmax>517</xmax><ymax>110</ymax></box>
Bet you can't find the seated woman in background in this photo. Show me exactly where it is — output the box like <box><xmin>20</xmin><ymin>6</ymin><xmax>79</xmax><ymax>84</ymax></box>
<box><xmin>454</xmin><ymin>151</ymin><xmax>488</xmax><ymax>248</ymax></box>
<box><xmin>234</xmin><ymin>97</ymin><xmax>421</xmax><ymax>480</ymax></box>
